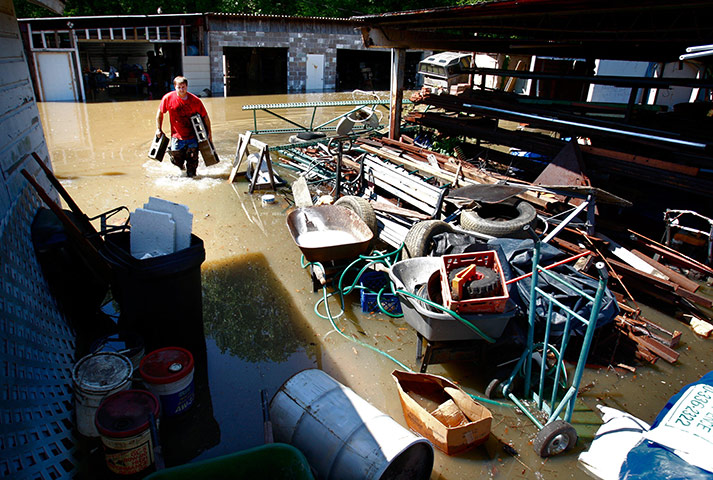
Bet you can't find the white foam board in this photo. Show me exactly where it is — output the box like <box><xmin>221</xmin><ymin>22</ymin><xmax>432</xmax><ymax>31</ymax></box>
<box><xmin>130</xmin><ymin>208</ymin><xmax>176</xmax><ymax>259</ymax></box>
<box><xmin>144</xmin><ymin>197</ymin><xmax>193</xmax><ymax>251</ymax></box>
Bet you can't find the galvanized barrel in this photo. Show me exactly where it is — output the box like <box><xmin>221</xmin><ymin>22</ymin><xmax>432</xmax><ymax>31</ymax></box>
<box><xmin>270</xmin><ymin>369</ymin><xmax>433</xmax><ymax>480</ymax></box>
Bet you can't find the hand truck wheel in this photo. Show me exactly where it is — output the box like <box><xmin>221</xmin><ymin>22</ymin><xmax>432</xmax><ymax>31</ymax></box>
<box><xmin>533</xmin><ymin>420</ymin><xmax>577</xmax><ymax>457</ymax></box>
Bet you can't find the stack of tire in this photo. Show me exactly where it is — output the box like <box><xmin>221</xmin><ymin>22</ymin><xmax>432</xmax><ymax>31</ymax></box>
<box><xmin>403</xmin><ymin>200</ymin><xmax>537</xmax><ymax>259</ymax></box>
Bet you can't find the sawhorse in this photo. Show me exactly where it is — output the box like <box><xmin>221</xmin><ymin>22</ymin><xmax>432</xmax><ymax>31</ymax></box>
<box><xmin>229</xmin><ymin>131</ymin><xmax>277</xmax><ymax>193</ymax></box>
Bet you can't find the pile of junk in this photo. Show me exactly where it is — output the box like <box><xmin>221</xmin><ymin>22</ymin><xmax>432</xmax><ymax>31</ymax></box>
<box><xmin>272</xmin><ymin>106</ymin><xmax>713</xmax><ymax>477</ymax></box>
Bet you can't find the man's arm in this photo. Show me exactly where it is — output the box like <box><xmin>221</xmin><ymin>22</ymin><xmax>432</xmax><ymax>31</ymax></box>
<box><xmin>156</xmin><ymin>110</ymin><xmax>164</xmax><ymax>137</ymax></box>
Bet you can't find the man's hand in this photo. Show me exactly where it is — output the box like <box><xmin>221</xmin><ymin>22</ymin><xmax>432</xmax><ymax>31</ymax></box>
<box><xmin>155</xmin><ymin>128</ymin><xmax>163</xmax><ymax>138</ymax></box>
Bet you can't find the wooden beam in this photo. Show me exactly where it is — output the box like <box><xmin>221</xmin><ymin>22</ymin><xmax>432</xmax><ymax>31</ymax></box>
<box><xmin>389</xmin><ymin>48</ymin><xmax>405</xmax><ymax>140</ymax></box>
<box><xmin>581</xmin><ymin>145</ymin><xmax>700</xmax><ymax>177</ymax></box>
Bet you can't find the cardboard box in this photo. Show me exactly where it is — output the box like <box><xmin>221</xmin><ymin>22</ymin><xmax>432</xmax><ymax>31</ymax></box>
<box><xmin>392</xmin><ymin>370</ymin><xmax>492</xmax><ymax>455</ymax></box>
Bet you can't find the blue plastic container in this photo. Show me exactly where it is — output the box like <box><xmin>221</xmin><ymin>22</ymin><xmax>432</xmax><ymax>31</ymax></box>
<box><xmin>359</xmin><ymin>271</ymin><xmax>402</xmax><ymax>314</ymax></box>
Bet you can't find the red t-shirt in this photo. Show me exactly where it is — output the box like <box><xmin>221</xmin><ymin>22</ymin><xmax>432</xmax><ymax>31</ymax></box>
<box><xmin>159</xmin><ymin>91</ymin><xmax>208</xmax><ymax>140</ymax></box>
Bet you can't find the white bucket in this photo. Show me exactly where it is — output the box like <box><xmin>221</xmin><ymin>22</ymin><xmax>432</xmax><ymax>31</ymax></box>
<box><xmin>72</xmin><ymin>352</ymin><xmax>133</xmax><ymax>437</ymax></box>
<box><xmin>139</xmin><ymin>347</ymin><xmax>195</xmax><ymax>417</ymax></box>
<box><xmin>270</xmin><ymin>369</ymin><xmax>434</xmax><ymax>480</ymax></box>
<box><xmin>95</xmin><ymin>389</ymin><xmax>160</xmax><ymax>475</ymax></box>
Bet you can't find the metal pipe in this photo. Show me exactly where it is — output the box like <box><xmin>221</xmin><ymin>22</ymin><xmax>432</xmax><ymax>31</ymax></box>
<box><xmin>686</xmin><ymin>44</ymin><xmax>713</xmax><ymax>52</ymax></box>
<box><xmin>462</xmin><ymin>103</ymin><xmax>708</xmax><ymax>149</ymax></box>
<box><xmin>680</xmin><ymin>50</ymin><xmax>713</xmax><ymax>60</ymax></box>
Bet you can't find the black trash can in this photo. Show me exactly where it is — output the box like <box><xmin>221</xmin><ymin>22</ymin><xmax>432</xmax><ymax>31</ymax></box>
<box><xmin>100</xmin><ymin>231</ymin><xmax>206</xmax><ymax>355</ymax></box>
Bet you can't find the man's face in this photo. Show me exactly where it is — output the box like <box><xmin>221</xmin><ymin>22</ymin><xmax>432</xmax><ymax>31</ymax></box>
<box><xmin>175</xmin><ymin>82</ymin><xmax>188</xmax><ymax>96</ymax></box>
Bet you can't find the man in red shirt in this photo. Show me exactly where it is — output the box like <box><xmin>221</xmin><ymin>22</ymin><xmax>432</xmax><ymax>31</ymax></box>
<box><xmin>156</xmin><ymin>76</ymin><xmax>212</xmax><ymax>177</ymax></box>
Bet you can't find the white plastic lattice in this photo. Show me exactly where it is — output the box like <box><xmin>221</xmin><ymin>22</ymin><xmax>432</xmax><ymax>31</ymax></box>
<box><xmin>0</xmin><ymin>188</ymin><xmax>78</xmax><ymax>479</ymax></box>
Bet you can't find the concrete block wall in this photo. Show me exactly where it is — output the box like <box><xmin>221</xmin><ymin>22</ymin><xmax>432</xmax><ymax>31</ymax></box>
<box><xmin>206</xmin><ymin>16</ymin><xmax>364</xmax><ymax>94</ymax></box>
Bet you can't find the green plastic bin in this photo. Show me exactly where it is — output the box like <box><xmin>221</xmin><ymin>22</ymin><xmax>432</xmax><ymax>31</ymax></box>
<box><xmin>144</xmin><ymin>443</ymin><xmax>314</xmax><ymax>480</ymax></box>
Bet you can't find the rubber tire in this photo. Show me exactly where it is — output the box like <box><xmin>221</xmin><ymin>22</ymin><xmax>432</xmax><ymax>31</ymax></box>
<box><xmin>460</xmin><ymin>200</ymin><xmax>536</xmax><ymax>238</ymax></box>
<box><xmin>448</xmin><ymin>266</ymin><xmax>499</xmax><ymax>298</ymax></box>
<box><xmin>403</xmin><ymin>220</ymin><xmax>454</xmax><ymax>259</ymax></box>
<box><xmin>335</xmin><ymin>196</ymin><xmax>377</xmax><ymax>237</ymax></box>
<box><xmin>485</xmin><ymin>378</ymin><xmax>503</xmax><ymax>399</ymax></box>
<box><xmin>533</xmin><ymin>420</ymin><xmax>578</xmax><ymax>457</ymax></box>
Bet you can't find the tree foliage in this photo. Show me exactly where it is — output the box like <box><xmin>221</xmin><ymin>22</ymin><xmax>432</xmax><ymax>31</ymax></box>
<box><xmin>15</xmin><ymin>0</ymin><xmax>455</xmax><ymax>18</ymax></box>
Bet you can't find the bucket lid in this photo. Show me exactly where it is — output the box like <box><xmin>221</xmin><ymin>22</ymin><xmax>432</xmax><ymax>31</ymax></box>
<box><xmin>72</xmin><ymin>352</ymin><xmax>133</xmax><ymax>393</ymax></box>
<box><xmin>139</xmin><ymin>347</ymin><xmax>194</xmax><ymax>385</ymax></box>
<box><xmin>95</xmin><ymin>389</ymin><xmax>160</xmax><ymax>438</ymax></box>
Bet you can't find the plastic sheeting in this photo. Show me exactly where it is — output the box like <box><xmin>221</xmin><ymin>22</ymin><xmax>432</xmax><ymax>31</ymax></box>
<box><xmin>620</xmin><ymin>371</ymin><xmax>713</xmax><ymax>480</ymax></box>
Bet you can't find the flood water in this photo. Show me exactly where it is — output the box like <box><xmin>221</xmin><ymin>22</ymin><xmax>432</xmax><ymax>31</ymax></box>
<box><xmin>38</xmin><ymin>93</ymin><xmax>713</xmax><ymax>479</ymax></box>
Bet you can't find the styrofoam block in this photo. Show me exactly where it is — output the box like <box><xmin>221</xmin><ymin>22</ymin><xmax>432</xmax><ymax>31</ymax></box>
<box><xmin>130</xmin><ymin>208</ymin><xmax>176</xmax><ymax>259</ymax></box>
<box><xmin>144</xmin><ymin>197</ymin><xmax>193</xmax><ymax>251</ymax></box>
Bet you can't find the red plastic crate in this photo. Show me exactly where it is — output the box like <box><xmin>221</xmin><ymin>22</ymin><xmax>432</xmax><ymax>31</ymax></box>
<box><xmin>440</xmin><ymin>251</ymin><xmax>509</xmax><ymax>314</ymax></box>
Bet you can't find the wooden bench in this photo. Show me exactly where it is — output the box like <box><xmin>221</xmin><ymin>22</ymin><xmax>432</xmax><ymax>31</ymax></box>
<box><xmin>360</xmin><ymin>153</ymin><xmax>448</xmax><ymax>247</ymax></box>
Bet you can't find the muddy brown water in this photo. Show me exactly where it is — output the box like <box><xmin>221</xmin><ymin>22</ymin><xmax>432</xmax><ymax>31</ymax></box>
<box><xmin>38</xmin><ymin>93</ymin><xmax>713</xmax><ymax>479</ymax></box>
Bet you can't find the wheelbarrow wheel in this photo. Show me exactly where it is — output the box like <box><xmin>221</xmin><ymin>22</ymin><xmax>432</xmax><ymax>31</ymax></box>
<box><xmin>335</xmin><ymin>196</ymin><xmax>377</xmax><ymax>236</ymax></box>
<box><xmin>533</xmin><ymin>420</ymin><xmax>577</xmax><ymax>457</ymax></box>
<box><xmin>403</xmin><ymin>220</ymin><xmax>454</xmax><ymax>258</ymax></box>
<box><xmin>485</xmin><ymin>378</ymin><xmax>503</xmax><ymax>399</ymax></box>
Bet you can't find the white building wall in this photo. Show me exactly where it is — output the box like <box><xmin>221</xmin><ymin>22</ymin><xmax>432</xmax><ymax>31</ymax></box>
<box><xmin>0</xmin><ymin>0</ymin><xmax>57</xmax><ymax>215</ymax></box>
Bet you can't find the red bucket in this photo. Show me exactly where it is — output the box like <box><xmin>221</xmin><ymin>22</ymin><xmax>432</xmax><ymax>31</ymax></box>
<box><xmin>95</xmin><ymin>389</ymin><xmax>160</xmax><ymax>476</ymax></box>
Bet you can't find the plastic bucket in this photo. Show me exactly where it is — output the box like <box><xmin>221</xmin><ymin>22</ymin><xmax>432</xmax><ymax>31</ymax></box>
<box><xmin>270</xmin><ymin>369</ymin><xmax>434</xmax><ymax>480</ymax></box>
<box><xmin>90</xmin><ymin>331</ymin><xmax>145</xmax><ymax>369</ymax></box>
<box><xmin>95</xmin><ymin>389</ymin><xmax>160</xmax><ymax>476</ymax></box>
<box><xmin>139</xmin><ymin>347</ymin><xmax>195</xmax><ymax>417</ymax></box>
<box><xmin>72</xmin><ymin>352</ymin><xmax>133</xmax><ymax>437</ymax></box>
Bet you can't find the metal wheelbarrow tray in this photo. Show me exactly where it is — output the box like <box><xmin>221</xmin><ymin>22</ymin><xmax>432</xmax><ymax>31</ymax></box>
<box><xmin>389</xmin><ymin>257</ymin><xmax>516</xmax><ymax>342</ymax></box>
<box><xmin>286</xmin><ymin>205</ymin><xmax>373</xmax><ymax>263</ymax></box>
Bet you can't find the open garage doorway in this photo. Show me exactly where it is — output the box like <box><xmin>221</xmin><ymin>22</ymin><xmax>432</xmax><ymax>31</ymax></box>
<box><xmin>223</xmin><ymin>47</ymin><xmax>287</xmax><ymax>96</ymax></box>
<box><xmin>78</xmin><ymin>42</ymin><xmax>181</xmax><ymax>101</ymax></box>
<box><xmin>336</xmin><ymin>50</ymin><xmax>423</xmax><ymax>92</ymax></box>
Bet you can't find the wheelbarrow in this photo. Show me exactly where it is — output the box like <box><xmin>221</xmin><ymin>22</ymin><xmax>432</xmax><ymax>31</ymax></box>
<box><xmin>286</xmin><ymin>205</ymin><xmax>373</xmax><ymax>263</ymax></box>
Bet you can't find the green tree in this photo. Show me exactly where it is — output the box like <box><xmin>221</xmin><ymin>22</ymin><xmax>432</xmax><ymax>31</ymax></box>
<box><xmin>15</xmin><ymin>0</ymin><xmax>456</xmax><ymax>18</ymax></box>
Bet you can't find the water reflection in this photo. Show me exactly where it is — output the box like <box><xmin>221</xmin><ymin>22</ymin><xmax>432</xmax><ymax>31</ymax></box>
<box><xmin>202</xmin><ymin>253</ymin><xmax>321</xmax><ymax>363</ymax></box>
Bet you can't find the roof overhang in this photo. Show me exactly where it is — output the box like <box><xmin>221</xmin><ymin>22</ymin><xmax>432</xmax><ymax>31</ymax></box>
<box><xmin>353</xmin><ymin>0</ymin><xmax>713</xmax><ymax>62</ymax></box>
<box><xmin>25</xmin><ymin>0</ymin><xmax>65</xmax><ymax>15</ymax></box>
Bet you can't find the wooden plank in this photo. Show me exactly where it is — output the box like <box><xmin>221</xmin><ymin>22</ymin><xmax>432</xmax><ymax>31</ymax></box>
<box><xmin>364</xmin><ymin>157</ymin><xmax>443</xmax><ymax>202</ymax></box>
<box><xmin>632</xmin><ymin>332</ymin><xmax>679</xmax><ymax>363</ymax></box>
<box><xmin>364</xmin><ymin>137</ymin><xmax>559</xmax><ymax>209</ymax></box>
<box><xmin>361</xmin><ymin>144</ymin><xmax>454</xmax><ymax>183</ymax></box>
<box><xmin>631</xmin><ymin>249</ymin><xmax>700</xmax><ymax>293</ymax></box>
<box><xmin>366</xmin><ymin>168</ymin><xmax>436</xmax><ymax>215</ymax></box>
<box><xmin>371</xmin><ymin>201</ymin><xmax>431</xmax><ymax>220</ymax></box>
<box><xmin>581</xmin><ymin>145</ymin><xmax>700</xmax><ymax>176</ymax></box>
<box><xmin>229</xmin><ymin>131</ymin><xmax>252</xmax><ymax>183</ymax></box>
<box><xmin>628</xmin><ymin>229</ymin><xmax>713</xmax><ymax>275</ymax></box>
<box><xmin>597</xmin><ymin>233</ymin><xmax>668</xmax><ymax>280</ymax></box>
<box><xmin>609</xmin><ymin>258</ymin><xmax>713</xmax><ymax>309</ymax></box>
